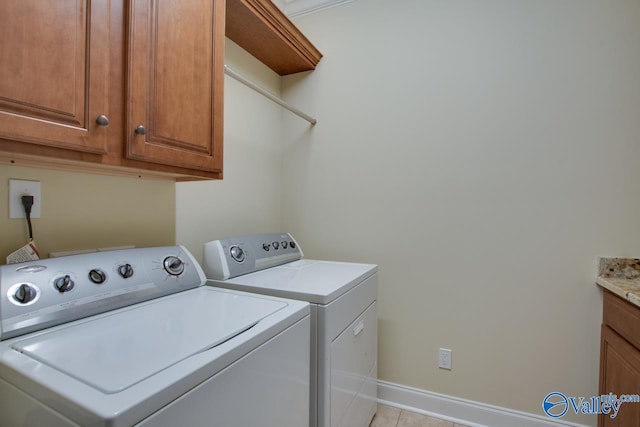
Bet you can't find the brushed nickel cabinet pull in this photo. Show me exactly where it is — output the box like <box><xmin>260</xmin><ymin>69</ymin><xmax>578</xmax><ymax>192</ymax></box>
<box><xmin>96</xmin><ymin>115</ymin><xmax>110</xmax><ymax>126</ymax></box>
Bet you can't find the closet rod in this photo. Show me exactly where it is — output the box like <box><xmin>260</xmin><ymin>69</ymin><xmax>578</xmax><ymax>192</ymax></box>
<box><xmin>224</xmin><ymin>65</ymin><xmax>317</xmax><ymax>126</ymax></box>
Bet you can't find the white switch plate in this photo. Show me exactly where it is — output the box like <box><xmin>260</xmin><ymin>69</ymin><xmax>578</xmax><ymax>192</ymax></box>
<box><xmin>438</xmin><ymin>348</ymin><xmax>452</xmax><ymax>370</ymax></box>
<box><xmin>9</xmin><ymin>179</ymin><xmax>41</xmax><ymax>219</ymax></box>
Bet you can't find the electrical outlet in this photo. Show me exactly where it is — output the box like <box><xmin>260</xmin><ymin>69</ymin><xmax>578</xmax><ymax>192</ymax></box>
<box><xmin>9</xmin><ymin>179</ymin><xmax>41</xmax><ymax>219</ymax></box>
<box><xmin>438</xmin><ymin>348</ymin><xmax>452</xmax><ymax>370</ymax></box>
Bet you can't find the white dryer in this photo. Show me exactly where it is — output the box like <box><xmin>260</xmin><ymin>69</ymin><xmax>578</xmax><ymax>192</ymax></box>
<box><xmin>204</xmin><ymin>233</ymin><xmax>378</xmax><ymax>427</ymax></box>
<box><xmin>0</xmin><ymin>246</ymin><xmax>310</xmax><ymax>427</ymax></box>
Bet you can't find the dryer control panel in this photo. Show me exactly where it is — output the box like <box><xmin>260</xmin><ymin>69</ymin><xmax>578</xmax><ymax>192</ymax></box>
<box><xmin>0</xmin><ymin>246</ymin><xmax>205</xmax><ymax>340</ymax></box>
<box><xmin>203</xmin><ymin>233</ymin><xmax>303</xmax><ymax>280</ymax></box>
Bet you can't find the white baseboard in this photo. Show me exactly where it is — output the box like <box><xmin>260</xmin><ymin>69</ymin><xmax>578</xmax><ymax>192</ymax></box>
<box><xmin>377</xmin><ymin>380</ymin><xmax>591</xmax><ymax>427</ymax></box>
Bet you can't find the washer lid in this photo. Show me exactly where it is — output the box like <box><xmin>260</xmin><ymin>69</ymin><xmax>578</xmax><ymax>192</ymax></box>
<box><xmin>216</xmin><ymin>260</ymin><xmax>377</xmax><ymax>304</ymax></box>
<box><xmin>10</xmin><ymin>287</ymin><xmax>286</xmax><ymax>394</ymax></box>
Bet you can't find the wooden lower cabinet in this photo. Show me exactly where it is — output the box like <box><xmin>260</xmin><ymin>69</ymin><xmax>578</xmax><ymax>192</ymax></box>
<box><xmin>599</xmin><ymin>291</ymin><xmax>640</xmax><ymax>426</ymax></box>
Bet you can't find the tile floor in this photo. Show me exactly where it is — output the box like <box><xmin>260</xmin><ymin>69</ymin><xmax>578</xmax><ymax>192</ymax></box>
<box><xmin>370</xmin><ymin>404</ymin><xmax>470</xmax><ymax>427</ymax></box>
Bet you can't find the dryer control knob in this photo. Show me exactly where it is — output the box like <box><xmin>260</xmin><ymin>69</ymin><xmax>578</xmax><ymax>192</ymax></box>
<box><xmin>272</xmin><ymin>241</ymin><xmax>280</xmax><ymax>250</ymax></box>
<box><xmin>229</xmin><ymin>246</ymin><xmax>245</xmax><ymax>263</ymax></box>
<box><xmin>262</xmin><ymin>243</ymin><xmax>271</xmax><ymax>252</ymax></box>
<box><xmin>54</xmin><ymin>275</ymin><xmax>75</xmax><ymax>293</ymax></box>
<box><xmin>163</xmin><ymin>256</ymin><xmax>185</xmax><ymax>276</ymax></box>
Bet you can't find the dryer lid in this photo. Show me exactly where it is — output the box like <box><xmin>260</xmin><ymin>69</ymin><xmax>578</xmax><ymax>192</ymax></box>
<box><xmin>218</xmin><ymin>260</ymin><xmax>377</xmax><ymax>304</ymax></box>
<box><xmin>10</xmin><ymin>287</ymin><xmax>286</xmax><ymax>394</ymax></box>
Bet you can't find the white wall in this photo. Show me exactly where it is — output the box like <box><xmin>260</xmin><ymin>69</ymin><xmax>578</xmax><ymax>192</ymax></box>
<box><xmin>176</xmin><ymin>40</ymin><xmax>284</xmax><ymax>262</ymax></box>
<box><xmin>281</xmin><ymin>0</ymin><xmax>640</xmax><ymax>424</ymax></box>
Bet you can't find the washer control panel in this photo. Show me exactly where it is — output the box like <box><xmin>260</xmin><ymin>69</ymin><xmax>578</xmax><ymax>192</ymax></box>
<box><xmin>0</xmin><ymin>246</ymin><xmax>205</xmax><ymax>340</ymax></box>
<box><xmin>203</xmin><ymin>233</ymin><xmax>303</xmax><ymax>280</ymax></box>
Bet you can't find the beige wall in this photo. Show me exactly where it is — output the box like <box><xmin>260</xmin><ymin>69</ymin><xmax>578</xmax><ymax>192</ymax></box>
<box><xmin>280</xmin><ymin>0</ymin><xmax>640</xmax><ymax>425</ymax></box>
<box><xmin>0</xmin><ymin>166</ymin><xmax>175</xmax><ymax>260</ymax></box>
<box><xmin>175</xmin><ymin>40</ymin><xmax>285</xmax><ymax>263</ymax></box>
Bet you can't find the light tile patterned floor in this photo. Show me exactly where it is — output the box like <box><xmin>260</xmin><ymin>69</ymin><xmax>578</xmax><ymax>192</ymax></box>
<box><xmin>370</xmin><ymin>404</ymin><xmax>470</xmax><ymax>427</ymax></box>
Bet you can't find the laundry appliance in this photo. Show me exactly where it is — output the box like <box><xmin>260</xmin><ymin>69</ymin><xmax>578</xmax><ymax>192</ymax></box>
<box><xmin>204</xmin><ymin>233</ymin><xmax>377</xmax><ymax>427</ymax></box>
<box><xmin>0</xmin><ymin>245</ymin><xmax>310</xmax><ymax>427</ymax></box>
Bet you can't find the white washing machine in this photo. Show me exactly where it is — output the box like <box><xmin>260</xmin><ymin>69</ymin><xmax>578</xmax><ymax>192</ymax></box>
<box><xmin>204</xmin><ymin>233</ymin><xmax>378</xmax><ymax>427</ymax></box>
<box><xmin>0</xmin><ymin>246</ymin><xmax>310</xmax><ymax>427</ymax></box>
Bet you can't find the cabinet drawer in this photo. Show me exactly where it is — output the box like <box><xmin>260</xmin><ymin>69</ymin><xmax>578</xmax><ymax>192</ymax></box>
<box><xmin>603</xmin><ymin>290</ymin><xmax>640</xmax><ymax>350</ymax></box>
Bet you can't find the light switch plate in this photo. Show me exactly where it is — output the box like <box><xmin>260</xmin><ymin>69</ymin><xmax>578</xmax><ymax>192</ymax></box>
<box><xmin>9</xmin><ymin>179</ymin><xmax>41</xmax><ymax>219</ymax></box>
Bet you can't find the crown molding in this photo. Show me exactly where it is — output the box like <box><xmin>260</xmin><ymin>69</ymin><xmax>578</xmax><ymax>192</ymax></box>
<box><xmin>273</xmin><ymin>0</ymin><xmax>355</xmax><ymax>18</ymax></box>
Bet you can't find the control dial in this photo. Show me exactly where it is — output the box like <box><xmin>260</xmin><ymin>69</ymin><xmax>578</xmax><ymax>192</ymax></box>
<box><xmin>272</xmin><ymin>241</ymin><xmax>280</xmax><ymax>250</ymax></box>
<box><xmin>118</xmin><ymin>263</ymin><xmax>134</xmax><ymax>279</ymax></box>
<box><xmin>89</xmin><ymin>269</ymin><xmax>107</xmax><ymax>284</ymax></box>
<box><xmin>163</xmin><ymin>256</ymin><xmax>185</xmax><ymax>276</ymax></box>
<box><xmin>54</xmin><ymin>275</ymin><xmax>75</xmax><ymax>293</ymax></box>
<box><xmin>14</xmin><ymin>283</ymin><xmax>37</xmax><ymax>304</ymax></box>
<box><xmin>262</xmin><ymin>243</ymin><xmax>271</xmax><ymax>252</ymax></box>
<box><xmin>230</xmin><ymin>246</ymin><xmax>245</xmax><ymax>263</ymax></box>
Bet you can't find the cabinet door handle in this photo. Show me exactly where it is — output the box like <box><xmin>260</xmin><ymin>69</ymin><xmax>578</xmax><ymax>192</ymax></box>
<box><xmin>134</xmin><ymin>125</ymin><xmax>146</xmax><ymax>135</ymax></box>
<box><xmin>96</xmin><ymin>115</ymin><xmax>110</xmax><ymax>126</ymax></box>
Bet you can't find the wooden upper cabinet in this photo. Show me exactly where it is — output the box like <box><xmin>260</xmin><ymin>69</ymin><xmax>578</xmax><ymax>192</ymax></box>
<box><xmin>0</xmin><ymin>0</ymin><xmax>110</xmax><ymax>154</ymax></box>
<box><xmin>126</xmin><ymin>0</ymin><xmax>224</xmax><ymax>173</ymax></box>
<box><xmin>0</xmin><ymin>0</ymin><xmax>316</xmax><ymax>180</ymax></box>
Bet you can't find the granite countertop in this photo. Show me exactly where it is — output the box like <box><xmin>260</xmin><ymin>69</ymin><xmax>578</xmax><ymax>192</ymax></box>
<box><xmin>597</xmin><ymin>257</ymin><xmax>640</xmax><ymax>307</ymax></box>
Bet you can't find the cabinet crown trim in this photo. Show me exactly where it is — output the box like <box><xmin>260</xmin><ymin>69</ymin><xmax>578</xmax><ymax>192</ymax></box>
<box><xmin>226</xmin><ymin>0</ymin><xmax>323</xmax><ymax>75</ymax></box>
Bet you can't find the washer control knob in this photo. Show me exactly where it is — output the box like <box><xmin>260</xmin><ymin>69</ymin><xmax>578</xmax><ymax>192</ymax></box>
<box><xmin>118</xmin><ymin>263</ymin><xmax>134</xmax><ymax>279</ymax></box>
<box><xmin>229</xmin><ymin>246</ymin><xmax>245</xmax><ymax>263</ymax></box>
<box><xmin>14</xmin><ymin>283</ymin><xmax>37</xmax><ymax>304</ymax></box>
<box><xmin>54</xmin><ymin>275</ymin><xmax>75</xmax><ymax>293</ymax></box>
<box><xmin>272</xmin><ymin>241</ymin><xmax>280</xmax><ymax>250</ymax></box>
<box><xmin>89</xmin><ymin>269</ymin><xmax>107</xmax><ymax>284</ymax></box>
<box><xmin>289</xmin><ymin>241</ymin><xmax>296</xmax><ymax>249</ymax></box>
<box><xmin>281</xmin><ymin>241</ymin><xmax>288</xmax><ymax>249</ymax></box>
<box><xmin>163</xmin><ymin>256</ymin><xmax>185</xmax><ymax>276</ymax></box>
<box><xmin>262</xmin><ymin>243</ymin><xmax>271</xmax><ymax>252</ymax></box>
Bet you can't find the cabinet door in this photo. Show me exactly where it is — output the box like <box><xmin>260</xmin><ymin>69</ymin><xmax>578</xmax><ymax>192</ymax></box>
<box><xmin>599</xmin><ymin>325</ymin><xmax>640</xmax><ymax>426</ymax></box>
<box><xmin>126</xmin><ymin>0</ymin><xmax>224</xmax><ymax>173</ymax></box>
<box><xmin>0</xmin><ymin>0</ymin><xmax>109</xmax><ymax>154</ymax></box>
